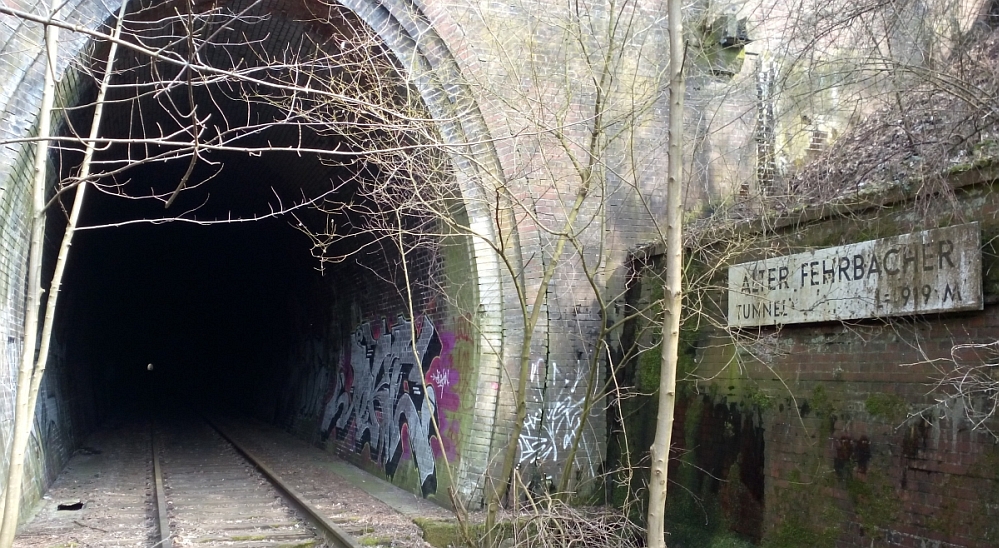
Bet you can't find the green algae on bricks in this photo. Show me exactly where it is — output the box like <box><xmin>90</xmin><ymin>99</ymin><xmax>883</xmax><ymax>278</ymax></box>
<box><xmin>809</xmin><ymin>385</ymin><xmax>838</xmax><ymax>438</ymax></box>
<box><xmin>845</xmin><ymin>474</ymin><xmax>900</xmax><ymax>539</ymax></box>
<box><xmin>743</xmin><ymin>386</ymin><xmax>774</xmax><ymax>412</ymax></box>
<box><xmin>864</xmin><ymin>393</ymin><xmax>907</xmax><ymax>423</ymax></box>
<box><xmin>965</xmin><ymin>447</ymin><xmax>999</xmax><ymax>541</ymax></box>
<box><xmin>635</xmin><ymin>256</ymin><xmax>706</xmax><ymax>394</ymax></box>
<box><xmin>762</xmin><ymin>470</ymin><xmax>842</xmax><ymax>548</ymax></box>
<box><xmin>414</xmin><ymin>518</ymin><xmax>475</xmax><ymax>548</ymax></box>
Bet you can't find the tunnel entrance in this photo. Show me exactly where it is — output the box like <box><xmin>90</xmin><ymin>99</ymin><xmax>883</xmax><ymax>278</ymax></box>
<box><xmin>60</xmin><ymin>164</ymin><xmax>323</xmax><ymax>416</ymax></box>
<box><xmin>46</xmin><ymin>0</ymin><xmax>456</xmax><ymax>421</ymax></box>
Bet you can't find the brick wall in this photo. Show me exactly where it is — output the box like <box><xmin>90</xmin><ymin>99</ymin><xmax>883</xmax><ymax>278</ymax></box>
<box><xmin>4</xmin><ymin>0</ymin><xmax>989</xmax><ymax>531</ymax></box>
<box><xmin>0</xmin><ymin>0</ymin><xmax>507</xmax><ymax>513</ymax></box>
<box><xmin>0</xmin><ymin>13</ymin><xmax>103</xmax><ymax>516</ymax></box>
<box><xmin>0</xmin><ymin>0</ymin><xmax>678</xmax><ymax>516</ymax></box>
<box><xmin>269</xmin><ymin>234</ymin><xmax>481</xmax><ymax>503</ymax></box>
<box><xmin>627</xmin><ymin>171</ymin><xmax>999</xmax><ymax>546</ymax></box>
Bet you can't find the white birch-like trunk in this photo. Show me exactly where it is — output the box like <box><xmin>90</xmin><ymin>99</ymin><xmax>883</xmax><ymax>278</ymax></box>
<box><xmin>647</xmin><ymin>0</ymin><xmax>684</xmax><ymax>545</ymax></box>
<box><xmin>0</xmin><ymin>2</ymin><xmax>127</xmax><ymax>542</ymax></box>
<box><xmin>26</xmin><ymin>0</ymin><xmax>129</xmax><ymax>456</ymax></box>
<box><xmin>0</xmin><ymin>5</ymin><xmax>60</xmax><ymax>542</ymax></box>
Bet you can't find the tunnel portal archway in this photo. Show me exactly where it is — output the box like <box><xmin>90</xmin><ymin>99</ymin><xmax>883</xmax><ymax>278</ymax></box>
<box><xmin>0</xmin><ymin>0</ymin><xmax>508</xmax><ymax>507</ymax></box>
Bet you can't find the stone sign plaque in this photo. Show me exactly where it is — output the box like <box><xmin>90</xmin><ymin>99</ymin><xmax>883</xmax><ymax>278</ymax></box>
<box><xmin>727</xmin><ymin>223</ymin><xmax>982</xmax><ymax>327</ymax></box>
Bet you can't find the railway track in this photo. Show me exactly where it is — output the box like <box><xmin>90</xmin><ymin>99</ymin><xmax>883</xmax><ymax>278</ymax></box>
<box><xmin>152</xmin><ymin>417</ymin><xmax>361</xmax><ymax>548</ymax></box>
<box><xmin>12</xmin><ymin>416</ymin><xmax>365</xmax><ymax>547</ymax></box>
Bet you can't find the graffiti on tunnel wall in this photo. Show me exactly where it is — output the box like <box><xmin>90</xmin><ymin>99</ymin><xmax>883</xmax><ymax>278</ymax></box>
<box><xmin>320</xmin><ymin>316</ymin><xmax>460</xmax><ymax>497</ymax></box>
<box><xmin>518</xmin><ymin>357</ymin><xmax>595</xmax><ymax>476</ymax></box>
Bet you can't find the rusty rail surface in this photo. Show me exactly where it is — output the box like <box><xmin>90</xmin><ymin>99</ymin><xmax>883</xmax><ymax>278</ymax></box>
<box><xmin>206</xmin><ymin>417</ymin><xmax>364</xmax><ymax>548</ymax></box>
<box><xmin>150</xmin><ymin>428</ymin><xmax>173</xmax><ymax>548</ymax></box>
<box><xmin>150</xmin><ymin>417</ymin><xmax>361</xmax><ymax>548</ymax></box>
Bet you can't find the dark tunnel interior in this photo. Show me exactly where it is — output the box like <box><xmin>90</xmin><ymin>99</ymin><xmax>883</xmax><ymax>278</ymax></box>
<box><xmin>54</xmin><ymin>149</ymin><xmax>333</xmax><ymax>418</ymax></box>
<box><xmin>35</xmin><ymin>0</ymin><xmax>432</xmax><ymax>427</ymax></box>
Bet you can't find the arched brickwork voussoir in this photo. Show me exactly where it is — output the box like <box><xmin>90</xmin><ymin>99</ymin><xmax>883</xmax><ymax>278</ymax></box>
<box><xmin>334</xmin><ymin>0</ymin><xmax>512</xmax><ymax>505</ymax></box>
<box><xmin>0</xmin><ymin>0</ymin><xmax>513</xmax><ymax>506</ymax></box>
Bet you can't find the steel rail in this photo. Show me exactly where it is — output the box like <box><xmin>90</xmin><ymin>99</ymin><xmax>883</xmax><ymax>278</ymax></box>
<box><xmin>150</xmin><ymin>425</ymin><xmax>173</xmax><ymax>548</ymax></box>
<box><xmin>204</xmin><ymin>417</ymin><xmax>363</xmax><ymax>548</ymax></box>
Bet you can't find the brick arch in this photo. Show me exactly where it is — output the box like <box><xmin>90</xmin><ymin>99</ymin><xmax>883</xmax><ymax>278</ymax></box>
<box><xmin>0</xmin><ymin>0</ymin><xmax>510</xmax><ymax>502</ymax></box>
<box><xmin>339</xmin><ymin>0</ymin><xmax>510</xmax><ymax>502</ymax></box>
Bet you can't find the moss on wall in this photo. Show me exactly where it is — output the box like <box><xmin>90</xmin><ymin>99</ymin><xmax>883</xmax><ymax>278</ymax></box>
<box><xmin>762</xmin><ymin>468</ymin><xmax>842</xmax><ymax>548</ymax></box>
<box><xmin>762</xmin><ymin>388</ymin><xmax>843</xmax><ymax>548</ymax></box>
<box><xmin>661</xmin><ymin>390</ymin><xmax>766</xmax><ymax>545</ymax></box>
<box><xmin>864</xmin><ymin>393</ymin><xmax>907</xmax><ymax>423</ymax></box>
<box><xmin>633</xmin><ymin>266</ymin><xmax>704</xmax><ymax>395</ymax></box>
<box><xmin>844</xmin><ymin>472</ymin><xmax>900</xmax><ymax>538</ymax></box>
<box><xmin>617</xmin><ymin>252</ymin><xmax>765</xmax><ymax>544</ymax></box>
<box><xmin>808</xmin><ymin>385</ymin><xmax>837</xmax><ymax>439</ymax></box>
<box><xmin>968</xmin><ymin>446</ymin><xmax>999</xmax><ymax>541</ymax></box>
<box><xmin>624</xmin><ymin>173</ymin><xmax>999</xmax><ymax>546</ymax></box>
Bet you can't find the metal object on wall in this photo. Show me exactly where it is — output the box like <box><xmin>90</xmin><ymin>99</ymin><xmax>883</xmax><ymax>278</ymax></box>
<box><xmin>728</xmin><ymin>223</ymin><xmax>983</xmax><ymax>327</ymax></box>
